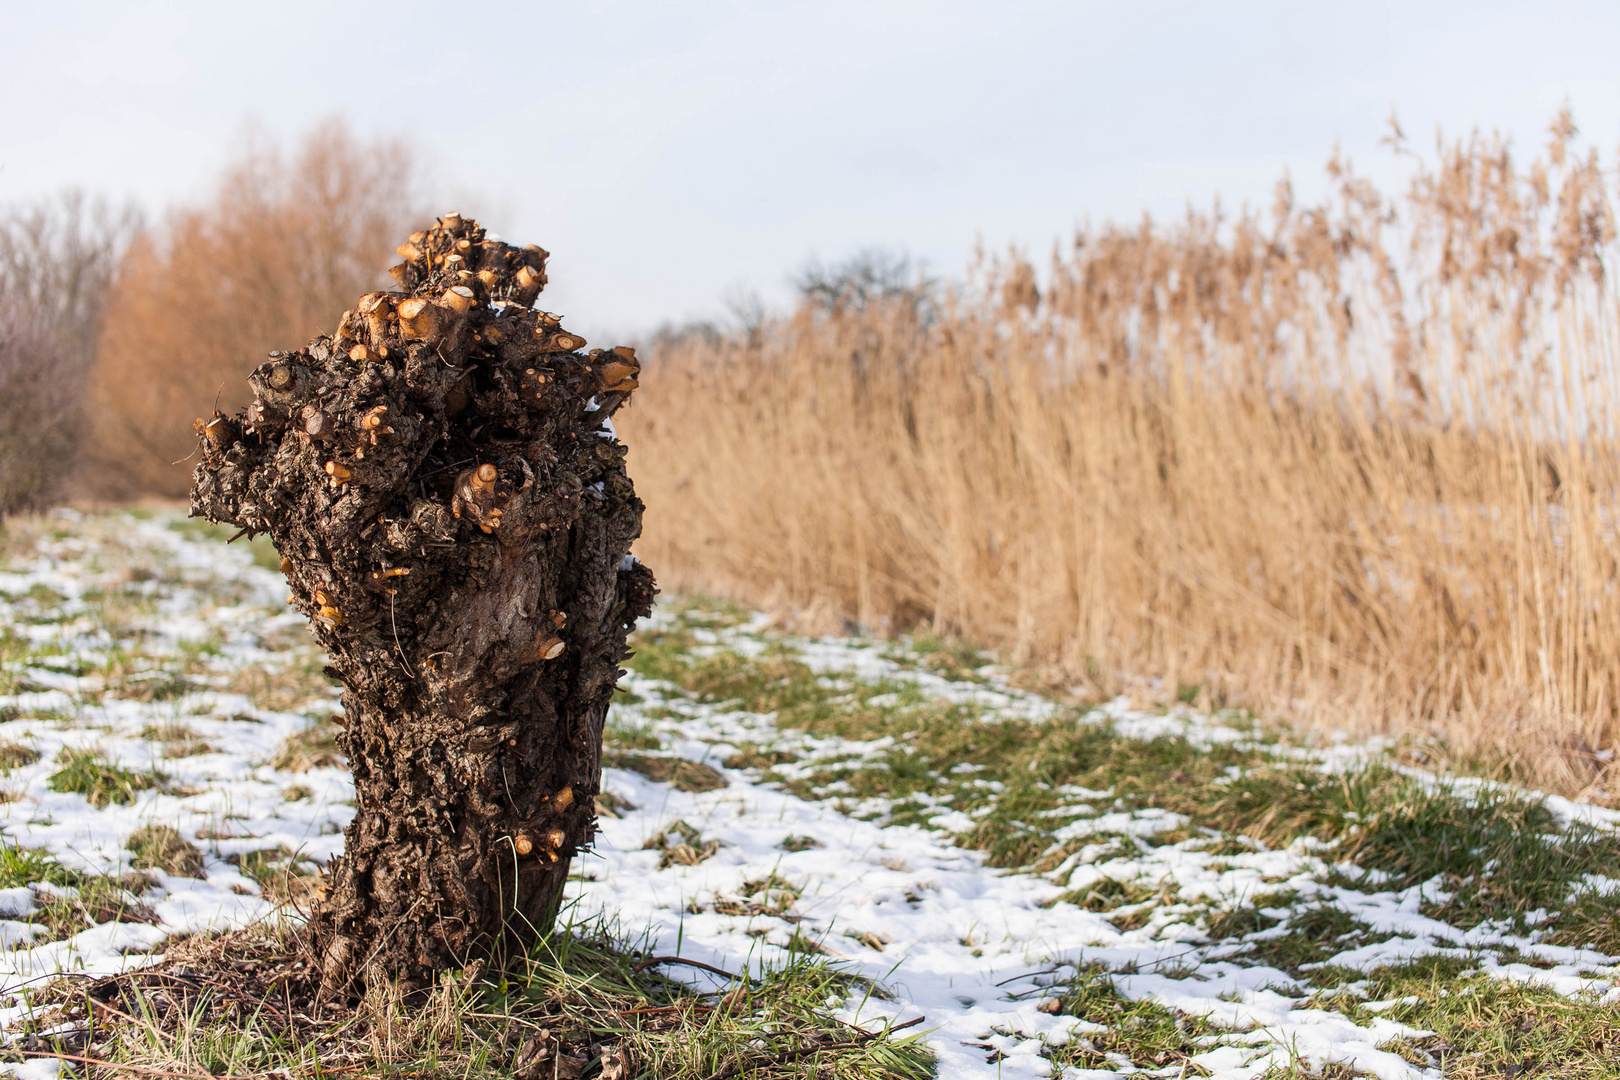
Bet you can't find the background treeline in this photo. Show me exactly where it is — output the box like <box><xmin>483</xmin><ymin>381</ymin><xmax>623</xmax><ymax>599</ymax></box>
<box><xmin>0</xmin><ymin>193</ymin><xmax>139</xmax><ymax>512</ymax></box>
<box><xmin>0</xmin><ymin>121</ymin><xmax>421</xmax><ymax>507</ymax></box>
<box><xmin>5</xmin><ymin>112</ymin><xmax>1620</xmax><ymax>795</ymax></box>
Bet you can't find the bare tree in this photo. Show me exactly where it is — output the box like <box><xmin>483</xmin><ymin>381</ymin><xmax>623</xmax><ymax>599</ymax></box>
<box><xmin>89</xmin><ymin>120</ymin><xmax>425</xmax><ymax>498</ymax></box>
<box><xmin>0</xmin><ymin>304</ymin><xmax>72</xmax><ymax>515</ymax></box>
<box><xmin>795</xmin><ymin>247</ymin><xmax>935</xmax><ymax>320</ymax></box>
<box><xmin>0</xmin><ymin>192</ymin><xmax>140</xmax><ymax>516</ymax></box>
<box><xmin>722</xmin><ymin>284</ymin><xmax>768</xmax><ymax>346</ymax></box>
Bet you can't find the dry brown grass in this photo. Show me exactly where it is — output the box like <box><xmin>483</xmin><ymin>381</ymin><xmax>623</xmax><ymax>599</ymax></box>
<box><xmin>622</xmin><ymin>111</ymin><xmax>1620</xmax><ymax>796</ymax></box>
<box><xmin>86</xmin><ymin>120</ymin><xmax>426</xmax><ymax>497</ymax></box>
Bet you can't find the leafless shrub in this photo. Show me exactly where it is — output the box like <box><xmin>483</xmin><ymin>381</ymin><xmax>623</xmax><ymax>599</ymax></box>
<box><xmin>0</xmin><ymin>304</ymin><xmax>74</xmax><ymax>514</ymax></box>
<box><xmin>795</xmin><ymin>247</ymin><xmax>936</xmax><ymax>323</ymax></box>
<box><xmin>796</xmin><ymin>248</ymin><xmax>930</xmax><ymax>310</ymax></box>
<box><xmin>0</xmin><ymin>192</ymin><xmax>139</xmax><ymax>516</ymax></box>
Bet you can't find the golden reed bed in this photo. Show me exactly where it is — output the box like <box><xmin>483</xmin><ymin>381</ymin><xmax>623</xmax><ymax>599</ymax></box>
<box><xmin>621</xmin><ymin>114</ymin><xmax>1620</xmax><ymax>797</ymax></box>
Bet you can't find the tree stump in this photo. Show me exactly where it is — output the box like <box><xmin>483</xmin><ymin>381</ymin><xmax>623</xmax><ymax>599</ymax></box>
<box><xmin>190</xmin><ymin>213</ymin><xmax>656</xmax><ymax>997</ymax></box>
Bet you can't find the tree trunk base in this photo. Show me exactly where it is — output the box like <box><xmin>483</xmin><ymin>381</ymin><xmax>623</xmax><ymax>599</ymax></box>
<box><xmin>190</xmin><ymin>213</ymin><xmax>655</xmax><ymax>996</ymax></box>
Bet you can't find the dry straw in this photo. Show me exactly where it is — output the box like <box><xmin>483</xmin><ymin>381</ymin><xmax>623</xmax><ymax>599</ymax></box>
<box><xmin>622</xmin><ymin>111</ymin><xmax>1620</xmax><ymax>797</ymax></box>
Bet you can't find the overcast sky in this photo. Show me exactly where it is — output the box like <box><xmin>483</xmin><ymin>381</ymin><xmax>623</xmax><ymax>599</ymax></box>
<box><xmin>5</xmin><ymin>1</ymin><xmax>1619</xmax><ymax>333</ymax></box>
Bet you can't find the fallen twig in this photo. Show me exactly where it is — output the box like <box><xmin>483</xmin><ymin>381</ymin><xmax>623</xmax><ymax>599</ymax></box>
<box><xmin>631</xmin><ymin>955</ymin><xmax>748</xmax><ymax>983</ymax></box>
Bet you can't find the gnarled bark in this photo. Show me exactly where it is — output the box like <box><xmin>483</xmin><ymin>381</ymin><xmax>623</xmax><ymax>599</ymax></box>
<box><xmin>190</xmin><ymin>213</ymin><xmax>655</xmax><ymax>996</ymax></box>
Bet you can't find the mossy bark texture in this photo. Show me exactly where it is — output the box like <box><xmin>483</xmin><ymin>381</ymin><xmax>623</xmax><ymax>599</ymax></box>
<box><xmin>190</xmin><ymin>214</ymin><xmax>655</xmax><ymax>996</ymax></box>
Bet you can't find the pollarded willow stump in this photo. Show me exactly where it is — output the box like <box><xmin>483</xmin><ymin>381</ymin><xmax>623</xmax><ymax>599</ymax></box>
<box><xmin>190</xmin><ymin>212</ymin><xmax>656</xmax><ymax>996</ymax></box>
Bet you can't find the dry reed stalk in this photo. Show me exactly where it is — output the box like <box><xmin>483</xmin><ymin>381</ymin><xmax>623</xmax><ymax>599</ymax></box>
<box><xmin>622</xmin><ymin>111</ymin><xmax>1620</xmax><ymax>797</ymax></box>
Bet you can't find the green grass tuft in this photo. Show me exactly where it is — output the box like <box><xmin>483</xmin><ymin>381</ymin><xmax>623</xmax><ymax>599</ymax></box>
<box><xmin>128</xmin><ymin>824</ymin><xmax>204</xmax><ymax>877</ymax></box>
<box><xmin>1037</xmin><ymin>963</ymin><xmax>1218</xmax><ymax>1073</ymax></box>
<box><xmin>48</xmin><ymin>748</ymin><xmax>166</xmax><ymax>808</ymax></box>
<box><xmin>1300</xmin><ymin>955</ymin><xmax>1620</xmax><ymax>1077</ymax></box>
<box><xmin>0</xmin><ymin>840</ymin><xmax>78</xmax><ymax>889</ymax></box>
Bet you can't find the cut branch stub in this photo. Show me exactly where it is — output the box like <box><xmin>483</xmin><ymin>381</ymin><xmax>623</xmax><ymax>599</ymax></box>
<box><xmin>194</xmin><ymin>412</ymin><xmax>238</xmax><ymax>452</ymax></box>
<box><xmin>301</xmin><ymin>406</ymin><xmax>334</xmax><ymax>441</ymax></box>
<box><xmin>189</xmin><ymin>211</ymin><xmax>656</xmax><ymax>999</ymax></box>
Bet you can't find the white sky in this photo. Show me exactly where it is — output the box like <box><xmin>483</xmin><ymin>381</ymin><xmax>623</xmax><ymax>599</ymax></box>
<box><xmin>5</xmin><ymin>1</ymin><xmax>1619</xmax><ymax>334</ymax></box>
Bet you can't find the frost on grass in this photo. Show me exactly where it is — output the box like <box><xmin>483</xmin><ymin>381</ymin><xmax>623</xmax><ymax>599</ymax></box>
<box><xmin>2</xmin><ymin>515</ymin><xmax>1620</xmax><ymax>1077</ymax></box>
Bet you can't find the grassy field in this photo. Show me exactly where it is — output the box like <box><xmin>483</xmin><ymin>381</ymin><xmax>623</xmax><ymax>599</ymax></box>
<box><xmin>614</xmin><ymin>598</ymin><xmax>1620</xmax><ymax>1077</ymax></box>
<box><xmin>0</xmin><ymin>512</ymin><xmax>937</xmax><ymax>1078</ymax></box>
<box><xmin>1</xmin><ymin>514</ymin><xmax>1618</xmax><ymax>1077</ymax></box>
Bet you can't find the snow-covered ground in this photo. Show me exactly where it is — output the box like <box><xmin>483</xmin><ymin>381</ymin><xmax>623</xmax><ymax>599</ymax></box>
<box><xmin>586</xmin><ymin>615</ymin><xmax>1620</xmax><ymax>1080</ymax></box>
<box><xmin>0</xmin><ymin>511</ymin><xmax>1616</xmax><ymax>1079</ymax></box>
